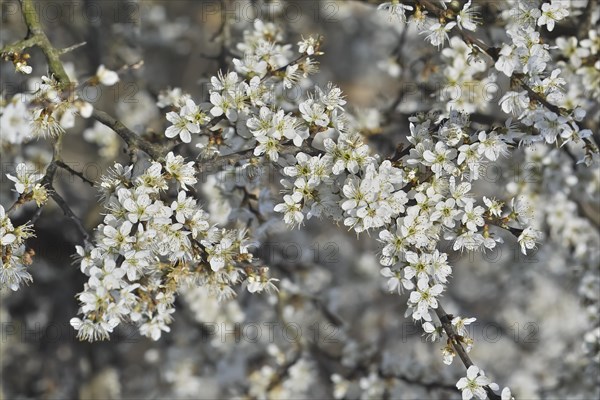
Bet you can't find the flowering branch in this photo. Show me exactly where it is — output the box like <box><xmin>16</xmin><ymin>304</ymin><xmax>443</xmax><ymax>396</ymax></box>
<box><xmin>434</xmin><ymin>304</ymin><xmax>501</xmax><ymax>400</ymax></box>
<box><xmin>0</xmin><ymin>0</ymin><xmax>92</xmax><ymax>247</ymax></box>
<box><xmin>28</xmin><ymin>134</ymin><xmax>91</xmax><ymax>245</ymax></box>
<box><xmin>415</xmin><ymin>0</ymin><xmax>598</xmax><ymax>153</ymax></box>
<box><xmin>2</xmin><ymin>2</ymin><xmax>598</xmax><ymax>399</ymax></box>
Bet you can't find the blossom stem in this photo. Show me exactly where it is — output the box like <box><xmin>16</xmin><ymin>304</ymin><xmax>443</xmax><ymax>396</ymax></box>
<box><xmin>434</xmin><ymin>303</ymin><xmax>501</xmax><ymax>400</ymax></box>
<box><xmin>16</xmin><ymin>135</ymin><xmax>92</xmax><ymax>245</ymax></box>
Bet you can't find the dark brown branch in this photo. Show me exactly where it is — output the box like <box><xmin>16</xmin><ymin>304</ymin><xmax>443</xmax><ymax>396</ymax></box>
<box><xmin>434</xmin><ymin>304</ymin><xmax>501</xmax><ymax>400</ymax></box>
<box><xmin>48</xmin><ymin>189</ymin><xmax>91</xmax><ymax>244</ymax></box>
<box><xmin>512</xmin><ymin>74</ymin><xmax>568</xmax><ymax>116</ymax></box>
<box><xmin>56</xmin><ymin>161</ymin><xmax>95</xmax><ymax>187</ymax></box>
<box><xmin>265</xmin><ymin>351</ymin><xmax>302</xmax><ymax>392</ymax></box>
<box><xmin>91</xmin><ymin>109</ymin><xmax>164</xmax><ymax>160</ymax></box>
<box><xmin>29</xmin><ymin>203</ymin><xmax>44</xmax><ymax>225</ymax></box>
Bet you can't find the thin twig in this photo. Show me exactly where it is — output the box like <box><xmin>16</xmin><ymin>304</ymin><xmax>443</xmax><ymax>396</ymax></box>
<box><xmin>29</xmin><ymin>204</ymin><xmax>44</xmax><ymax>225</ymax></box>
<box><xmin>48</xmin><ymin>189</ymin><xmax>91</xmax><ymax>244</ymax></box>
<box><xmin>58</xmin><ymin>41</ymin><xmax>87</xmax><ymax>55</ymax></box>
<box><xmin>55</xmin><ymin>160</ymin><xmax>95</xmax><ymax>186</ymax></box>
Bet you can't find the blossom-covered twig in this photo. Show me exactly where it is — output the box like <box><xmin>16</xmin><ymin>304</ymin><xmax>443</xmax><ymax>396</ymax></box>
<box><xmin>434</xmin><ymin>304</ymin><xmax>501</xmax><ymax>400</ymax></box>
<box><xmin>1</xmin><ymin>1</ymin><xmax>598</xmax><ymax>398</ymax></box>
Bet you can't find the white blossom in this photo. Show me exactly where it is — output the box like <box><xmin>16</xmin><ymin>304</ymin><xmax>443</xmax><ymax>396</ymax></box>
<box><xmin>537</xmin><ymin>0</ymin><xmax>569</xmax><ymax>32</ymax></box>
<box><xmin>518</xmin><ymin>227</ymin><xmax>542</xmax><ymax>255</ymax></box>
<box><xmin>95</xmin><ymin>65</ymin><xmax>119</xmax><ymax>86</ymax></box>
<box><xmin>456</xmin><ymin>365</ymin><xmax>491</xmax><ymax>400</ymax></box>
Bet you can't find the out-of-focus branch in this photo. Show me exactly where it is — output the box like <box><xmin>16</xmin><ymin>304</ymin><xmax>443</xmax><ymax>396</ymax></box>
<box><xmin>578</xmin><ymin>0</ymin><xmax>595</xmax><ymax>40</ymax></box>
<box><xmin>379</xmin><ymin>369</ymin><xmax>459</xmax><ymax>392</ymax></box>
<box><xmin>308</xmin><ymin>337</ymin><xmax>461</xmax><ymax>395</ymax></box>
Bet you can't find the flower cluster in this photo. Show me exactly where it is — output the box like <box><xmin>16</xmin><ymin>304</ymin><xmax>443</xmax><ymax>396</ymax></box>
<box><xmin>378</xmin><ymin>0</ymin><xmax>479</xmax><ymax>48</ymax></box>
<box><xmin>456</xmin><ymin>365</ymin><xmax>498</xmax><ymax>400</ymax></box>
<box><xmin>438</xmin><ymin>36</ymin><xmax>497</xmax><ymax>114</ymax></box>
<box><xmin>161</xmin><ymin>20</ymin><xmax>321</xmax><ymax>158</ymax></box>
<box><xmin>30</xmin><ymin>75</ymin><xmax>93</xmax><ymax>138</ymax></box>
<box><xmin>6</xmin><ymin>163</ymin><xmax>48</xmax><ymax>206</ymax></box>
<box><xmin>0</xmin><ymin>162</ymin><xmax>49</xmax><ymax>291</ymax></box>
<box><xmin>164</xmin><ymin>98</ymin><xmax>211</xmax><ymax>143</ymax></box>
<box><xmin>495</xmin><ymin>2</ymin><xmax>595</xmax><ymax>158</ymax></box>
<box><xmin>2</xmin><ymin>51</ymin><xmax>33</xmax><ymax>74</ymax></box>
<box><xmin>70</xmin><ymin>152</ymin><xmax>275</xmax><ymax>341</ymax></box>
<box><xmin>247</xmin><ymin>105</ymin><xmax>308</xmax><ymax>160</ymax></box>
<box><xmin>276</xmin><ymin>95</ymin><xmax>542</xmax><ymax>330</ymax></box>
<box><xmin>378</xmin><ymin>0</ymin><xmax>596</xmax><ymax>164</ymax></box>
<box><xmin>1</xmin><ymin>205</ymin><xmax>35</xmax><ymax>291</ymax></box>
<box><xmin>272</xmin><ymin>94</ymin><xmax>551</xmax><ymax>397</ymax></box>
